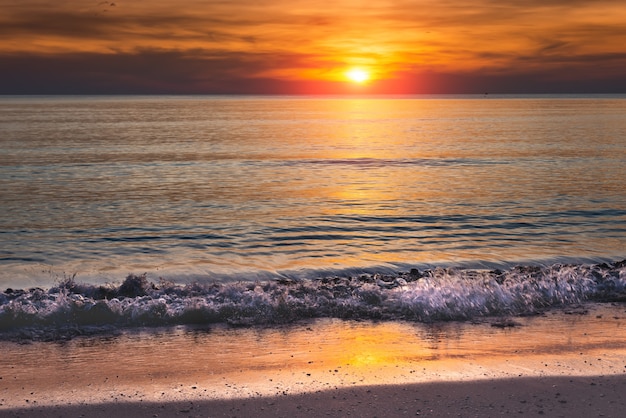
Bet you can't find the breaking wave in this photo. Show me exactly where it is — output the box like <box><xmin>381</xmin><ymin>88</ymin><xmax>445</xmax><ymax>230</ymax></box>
<box><xmin>1</xmin><ymin>260</ymin><xmax>625</xmax><ymax>340</ymax></box>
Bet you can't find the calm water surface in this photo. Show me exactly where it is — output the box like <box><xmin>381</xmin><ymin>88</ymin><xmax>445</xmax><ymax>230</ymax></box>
<box><xmin>1</xmin><ymin>95</ymin><xmax>625</xmax><ymax>288</ymax></box>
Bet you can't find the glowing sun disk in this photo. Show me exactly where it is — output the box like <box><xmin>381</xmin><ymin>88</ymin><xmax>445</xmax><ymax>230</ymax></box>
<box><xmin>346</xmin><ymin>68</ymin><xmax>370</xmax><ymax>83</ymax></box>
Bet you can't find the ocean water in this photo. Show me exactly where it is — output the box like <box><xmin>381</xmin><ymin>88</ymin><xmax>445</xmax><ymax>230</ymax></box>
<box><xmin>1</xmin><ymin>95</ymin><xmax>625</xmax><ymax>335</ymax></box>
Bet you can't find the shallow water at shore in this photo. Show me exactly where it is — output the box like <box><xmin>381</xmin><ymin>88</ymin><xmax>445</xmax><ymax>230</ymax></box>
<box><xmin>1</xmin><ymin>302</ymin><xmax>624</xmax><ymax>410</ymax></box>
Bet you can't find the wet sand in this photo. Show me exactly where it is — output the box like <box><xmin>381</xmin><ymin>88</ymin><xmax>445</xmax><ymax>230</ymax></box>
<box><xmin>1</xmin><ymin>303</ymin><xmax>625</xmax><ymax>417</ymax></box>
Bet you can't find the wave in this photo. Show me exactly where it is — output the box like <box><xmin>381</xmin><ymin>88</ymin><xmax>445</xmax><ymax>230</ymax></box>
<box><xmin>276</xmin><ymin>157</ymin><xmax>506</xmax><ymax>168</ymax></box>
<box><xmin>1</xmin><ymin>260</ymin><xmax>625</xmax><ymax>340</ymax></box>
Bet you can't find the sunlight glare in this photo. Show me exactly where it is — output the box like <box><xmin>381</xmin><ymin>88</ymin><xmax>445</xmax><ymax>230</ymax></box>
<box><xmin>346</xmin><ymin>68</ymin><xmax>370</xmax><ymax>84</ymax></box>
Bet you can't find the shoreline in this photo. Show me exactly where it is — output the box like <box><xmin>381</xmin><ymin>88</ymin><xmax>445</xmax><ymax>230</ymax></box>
<box><xmin>1</xmin><ymin>303</ymin><xmax>625</xmax><ymax>416</ymax></box>
<box><xmin>2</xmin><ymin>260</ymin><xmax>625</xmax><ymax>334</ymax></box>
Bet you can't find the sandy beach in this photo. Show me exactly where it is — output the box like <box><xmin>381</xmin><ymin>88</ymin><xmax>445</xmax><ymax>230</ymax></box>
<box><xmin>2</xmin><ymin>375</ymin><xmax>625</xmax><ymax>417</ymax></box>
<box><xmin>1</xmin><ymin>303</ymin><xmax>625</xmax><ymax>417</ymax></box>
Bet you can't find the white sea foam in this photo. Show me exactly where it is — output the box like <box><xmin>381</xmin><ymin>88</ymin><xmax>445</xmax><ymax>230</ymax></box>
<box><xmin>1</xmin><ymin>261</ymin><xmax>624</xmax><ymax>340</ymax></box>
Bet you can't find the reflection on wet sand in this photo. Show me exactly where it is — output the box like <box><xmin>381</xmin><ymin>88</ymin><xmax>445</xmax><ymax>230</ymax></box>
<box><xmin>0</xmin><ymin>303</ymin><xmax>624</xmax><ymax>410</ymax></box>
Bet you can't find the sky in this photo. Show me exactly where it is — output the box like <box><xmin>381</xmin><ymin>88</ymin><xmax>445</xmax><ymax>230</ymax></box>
<box><xmin>1</xmin><ymin>0</ymin><xmax>626</xmax><ymax>94</ymax></box>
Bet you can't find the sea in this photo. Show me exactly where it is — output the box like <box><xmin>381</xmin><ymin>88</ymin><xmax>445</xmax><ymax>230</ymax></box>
<box><xmin>1</xmin><ymin>94</ymin><xmax>625</xmax><ymax>337</ymax></box>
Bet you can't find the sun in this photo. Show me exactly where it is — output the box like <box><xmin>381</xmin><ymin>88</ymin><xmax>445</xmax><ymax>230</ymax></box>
<box><xmin>346</xmin><ymin>68</ymin><xmax>370</xmax><ymax>84</ymax></box>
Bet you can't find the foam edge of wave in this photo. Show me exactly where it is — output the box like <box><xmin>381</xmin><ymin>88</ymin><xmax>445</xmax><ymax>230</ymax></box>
<box><xmin>1</xmin><ymin>260</ymin><xmax>625</xmax><ymax>341</ymax></box>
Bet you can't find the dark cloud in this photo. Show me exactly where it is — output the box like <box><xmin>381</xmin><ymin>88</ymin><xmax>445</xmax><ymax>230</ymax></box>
<box><xmin>0</xmin><ymin>10</ymin><xmax>256</xmax><ymax>42</ymax></box>
<box><xmin>0</xmin><ymin>50</ymin><xmax>325</xmax><ymax>94</ymax></box>
<box><xmin>0</xmin><ymin>12</ymin><xmax>111</xmax><ymax>38</ymax></box>
<box><xmin>2</xmin><ymin>50</ymin><xmax>625</xmax><ymax>95</ymax></box>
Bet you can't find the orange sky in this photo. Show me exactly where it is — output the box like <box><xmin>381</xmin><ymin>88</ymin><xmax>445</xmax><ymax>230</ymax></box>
<box><xmin>1</xmin><ymin>0</ymin><xmax>626</xmax><ymax>93</ymax></box>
